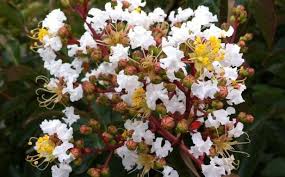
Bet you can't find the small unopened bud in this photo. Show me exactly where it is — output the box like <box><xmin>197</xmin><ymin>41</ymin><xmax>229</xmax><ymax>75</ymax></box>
<box><xmin>238</xmin><ymin>40</ymin><xmax>246</xmax><ymax>47</ymax></box>
<box><xmin>212</xmin><ymin>100</ymin><xmax>224</xmax><ymax>109</ymax></box>
<box><xmin>118</xmin><ymin>59</ymin><xmax>128</xmax><ymax>68</ymax></box>
<box><xmin>89</xmin><ymin>119</ymin><xmax>101</xmax><ymax>131</ymax></box>
<box><xmin>154</xmin><ymin>158</ymin><xmax>166</xmax><ymax>169</ymax></box>
<box><xmin>150</xmin><ymin>75</ymin><xmax>162</xmax><ymax>84</ymax></box>
<box><xmin>164</xmin><ymin>83</ymin><xmax>176</xmax><ymax>92</ymax></box>
<box><xmin>237</xmin><ymin>112</ymin><xmax>247</xmax><ymax>121</ymax></box>
<box><xmin>189</xmin><ymin>121</ymin><xmax>202</xmax><ymax>132</ymax></box>
<box><xmin>183</xmin><ymin>75</ymin><xmax>195</xmax><ymax>88</ymax></box>
<box><xmin>102</xmin><ymin>132</ymin><xmax>113</xmax><ymax>143</ymax></box>
<box><xmin>218</xmin><ymin>86</ymin><xmax>228</xmax><ymax>98</ymax></box>
<box><xmin>83</xmin><ymin>81</ymin><xmax>95</xmax><ymax>94</ymax></box>
<box><xmin>245</xmin><ymin>114</ymin><xmax>254</xmax><ymax>123</ymax></box>
<box><xmin>70</xmin><ymin>148</ymin><xmax>82</xmax><ymax>158</ymax></box>
<box><xmin>101</xmin><ymin>167</ymin><xmax>110</xmax><ymax>177</ymax></box>
<box><xmin>73</xmin><ymin>157</ymin><xmax>83</xmax><ymax>166</ymax></box>
<box><xmin>96</xmin><ymin>95</ymin><xmax>110</xmax><ymax>106</ymax></box>
<box><xmin>75</xmin><ymin>140</ymin><xmax>84</xmax><ymax>148</ymax></box>
<box><xmin>122</xmin><ymin>1</ymin><xmax>130</xmax><ymax>8</ymax></box>
<box><xmin>107</xmin><ymin>125</ymin><xmax>117</xmax><ymax>135</ymax></box>
<box><xmin>137</xmin><ymin>142</ymin><xmax>149</xmax><ymax>153</ymax></box>
<box><xmin>58</xmin><ymin>25</ymin><xmax>70</xmax><ymax>38</ymax></box>
<box><xmin>155</xmin><ymin>104</ymin><xmax>167</xmax><ymax>115</ymax></box>
<box><xmin>132</xmin><ymin>50</ymin><xmax>144</xmax><ymax>60</ymax></box>
<box><xmin>176</xmin><ymin>119</ymin><xmax>188</xmax><ymax>134</ymax></box>
<box><xmin>91</xmin><ymin>48</ymin><xmax>102</xmax><ymax>62</ymax></box>
<box><xmin>126</xmin><ymin>140</ymin><xmax>138</xmax><ymax>150</ymax></box>
<box><xmin>247</xmin><ymin>67</ymin><xmax>255</xmax><ymax>77</ymax></box>
<box><xmin>80</xmin><ymin>125</ymin><xmax>92</xmax><ymax>135</ymax></box>
<box><xmin>87</xmin><ymin>168</ymin><xmax>100</xmax><ymax>177</ymax></box>
<box><xmin>154</xmin><ymin>62</ymin><xmax>162</xmax><ymax>73</ymax></box>
<box><xmin>244</xmin><ymin>33</ymin><xmax>253</xmax><ymax>41</ymax></box>
<box><xmin>161</xmin><ymin>116</ymin><xmax>175</xmax><ymax>130</ymax></box>
<box><xmin>114</xmin><ymin>101</ymin><xmax>128</xmax><ymax>113</ymax></box>
<box><xmin>125</xmin><ymin>65</ymin><xmax>138</xmax><ymax>75</ymax></box>
<box><xmin>174</xmin><ymin>70</ymin><xmax>185</xmax><ymax>79</ymax></box>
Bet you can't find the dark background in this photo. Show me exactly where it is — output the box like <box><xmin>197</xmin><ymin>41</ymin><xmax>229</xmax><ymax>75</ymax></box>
<box><xmin>0</xmin><ymin>0</ymin><xmax>285</xmax><ymax>177</ymax></box>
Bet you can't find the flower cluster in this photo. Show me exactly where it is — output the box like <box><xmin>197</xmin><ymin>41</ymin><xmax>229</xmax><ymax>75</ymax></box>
<box><xmin>27</xmin><ymin>1</ymin><xmax>255</xmax><ymax>177</ymax></box>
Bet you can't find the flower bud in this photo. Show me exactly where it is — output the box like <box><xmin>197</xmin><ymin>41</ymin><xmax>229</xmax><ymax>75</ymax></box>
<box><xmin>237</xmin><ymin>112</ymin><xmax>247</xmax><ymax>122</ymax></box>
<box><xmin>244</xmin><ymin>33</ymin><xmax>253</xmax><ymax>41</ymax></box>
<box><xmin>102</xmin><ymin>132</ymin><xmax>113</xmax><ymax>143</ymax></box>
<box><xmin>182</xmin><ymin>75</ymin><xmax>195</xmax><ymax>88</ymax></box>
<box><xmin>189</xmin><ymin>121</ymin><xmax>202</xmax><ymax>132</ymax></box>
<box><xmin>150</xmin><ymin>75</ymin><xmax>162</xmax><ymax>84</ymax></box>
<box><xmin>75</xmin><ymin>140</ymin><xmax>84</xmax><ymax>148</ymax></box>
<box><xmin>82</xmin><ymin>81</ymin><xmax>95</xmax><ymax>94</ymax></box>
<box><xmin>245</xmin><ymin>114</ymin><xmax>254</xmax><ymax>123</ymax></box>
<box><xmin>118</xmin><ymin>59</ymin><xmax>128</xmax><ymax>69</ymax></box>
<box><xmin>73</xmin><ymin>157</ymin><xmax>83</xmax><ymax>166</ymax></box>
<box><xmin>96</xmin><ymin>95</ymin><xmax>110</xmax><ymax>106</ymax></box>
<box><xmin>125</xmin><ymin>65</ymin><xmax>138</xmax><ymax>75</ymax></box>
<box><xmin>154</xmin><ymin>62</ymin><xmax>162</xmax><ymax>73</ymax></box>
<box><xmin>122</xmin><ymin>0</ymin><xmax>130</xmax><ymax>8</ymax></box>
<box><xmin>176</xmin><ymin>119</ymin><xmax>188</xmax><ymax>134</ymax></box>
<box><xmin>217</xmin><ymin>86</ymin><xmax>228</xmax><ymax>98</ymax></box>
<box><xmin>89</xmin><ymin>119</ymin><xmax>101</xmax><ymax>132</ymax></box>
<box><xmin>132</xmin><ymin>50</ymin><xmax>144</xmax><ymax>60</ymax></box>
<box><xmin>101</xmin><ymin>167</ymin><xmax>110</xmax><ymax>177</ymax></box>
<box><xmin>107</xmin><ymin>125</ymin><xmax>117</xmax><ymax>135</ymax></box>
<box><xmin>174</xmin><ymin>70</ymin><xmax>185</xmax><ymax>79</ymax></box>
<box><xmin>70</xmin><ymin>147</ymin><xmax>82</xmax><ymax>158</ymax></box>
<box><xmin>238</xmin><ymin>40</ymin><xmax>246</xmax><ymax>47</ymax></box>
<box><xmin>80</xmin><ymin>125</ymin><xmax>93</xmax><ymax>135</ymax></box>
<box><xmin>87</xmin><ymin>168</ymin><xmax>100</xmax><ymax>177</ymax></box>
<box><xmin>90</xmin><ymin>48</ymin><xmax>102</xmax><ymax>62</ymax></box>
<box><xmin>247</xmin><ymin>67</ymin><xmax>255</xmax><ymax>77</ymax></box>
<box><xmin>58</xmin><ymin>25</ymin><xmax>71</xmax><ymax>38</ymax></box>
<box><xmin>89</xmin><ymin>75</ymin><xmax>97</xmax><ymax>84</ymax></box>
<box><xmin>137</xmin><ymin>142</ymin><xmax>149</xmax><ymax>153</ymax></box>
<box><xmin>155</xmin><ymin>104</ymin><xmax>167</xmax><ymax>115</ymax></box>
<box><xmin>126</xmin><ymin>140</ymin><xmax>138</xmax><ymax>150</ymax></box>
<box><xmin>84</xmin><ymin>147</ymin><xmax>93</xmax><ymax>154</ymax></box>
<box><xmin>154</xmin><ymin>158</ymin><xmax>166</xmax><ymax>169</ymax></box>
<box><xmin>113</xmin><ymin>101</ymin><xmax>128</xmax><ymax>113</ymax></box>
<box><xmin>161</xmin><ymin>116</ymin><xmax>175</xmax><ymax>130</ymax></box>
<box><xmin>164</xmin><ymin>83</ymin><xmax>176</xmax><ymax>92</ymax></box>
<box><xmin>211</xmin><ymin>100</ymin><xmax>224</xmax><ymax>109</ymax></box>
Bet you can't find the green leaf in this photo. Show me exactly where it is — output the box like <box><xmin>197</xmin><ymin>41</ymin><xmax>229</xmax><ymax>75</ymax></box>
<box><xmin>249</xmin><ymin>0</ymin><xmax>277</xmax><ymax>49</ymax></box>
<box><xmin>92</xmin><ymin>103</ymin><xmax>122</xmax><ymax>126</ymax></box>
<box><xmin>0</xmin><ymin>2</ymin><xmax>24</xmax><ymax>28</ymax></box>
<box><xmin>261</xmin><ymin>158</ymin><xmax>285</xmax><ymax>177</ymax></box>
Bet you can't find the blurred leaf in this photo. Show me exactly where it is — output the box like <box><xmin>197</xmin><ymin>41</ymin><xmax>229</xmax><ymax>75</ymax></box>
<box><xmin>92</xmin><ymin>103</ymin><xmax>122</xmax><ymax>126</ymax></box>
<box><xmin>0</xmin><ymin>2</ymin><xmax>24</xmax><ymax>28</ymax></box>
<box><xmin>4</xmin><ymin>65</ymin><xmax>36</xmax><ymax>82</ymax></box>
<box><xmin>250</xmin><ymin>0</ymin><xmax>277</xmax><ymax>49</ymax></box>
<box><xmin>261</xmin><ymin>158</ymin><xmax>285</xmax><ymax>177</ymax></box>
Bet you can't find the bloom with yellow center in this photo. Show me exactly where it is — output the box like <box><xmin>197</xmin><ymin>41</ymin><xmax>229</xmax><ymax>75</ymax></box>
<box><xmin>131</xmin><ymin>88</ymin><xmax>151</xmax><ymax>117</ymax></box>
<box><xmin>26</xmin><ymin>135</ymin><xmax>57</xmax><ymax>170</ymax></box>
<box><xmin>189</xmin><ymin>36</ymin><xmax>224</xmax><ymax>73</ymax></box>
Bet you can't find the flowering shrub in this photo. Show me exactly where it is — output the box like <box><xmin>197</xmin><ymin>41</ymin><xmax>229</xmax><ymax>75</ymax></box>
<box><xmin>26</xmin><ymin>0</ymin><xmax>255</xmax><ymax>177</ymax></box>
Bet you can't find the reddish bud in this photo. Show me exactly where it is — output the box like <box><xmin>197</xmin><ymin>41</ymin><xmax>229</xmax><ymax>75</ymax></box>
<box><xmin>182</xmin><ymin>75</ymin><xmax>195</xmax><ymax>88</ymax></box>
<box><xmin>189</xmin><ymin>121</ymin><xmax>202</xmax><ymax>132</ymax></box>
<box><xmin>58</xmin><ymin>25</ymin><xmax>70</xmax><ymax>38</ymax></box>
<box><xmin>154</xmin><ymin>158</ymin><xmax>167</xmax><ymax>169</ymax></box>
<box><xmin>102</xmin><ymin>132</ymin><xmax>113</xmax><ymax>143</ymax></box>
<box><xmin>80</xmin><ymin>125</ymin><xmax>92</xmax><ymax>135</ymax></box>
<box><xmin>83</xmin><ymin>147</ymin><xmax>93</xmax><ymax>154</ymax></box>
<box><xmin>126</xmin><ymin>140</ymin><xmax>138</xmax><ymax>150</ymax></box>
<box><xmin>245</xmin><ymin>114</ymin><xmax>254</xmax><ymax>123</ymax></box>
<box><xmin>70</xmin><ymin>148</ymin><xmax>82</xmax><ymax>158</ymax></box>
<box><xmin>107</xmin><ymin>125</ymin><xmax>117</xmax><ymax>135</ymax></box>
<box><xmin>75</xmin><ymin>140</ymin><xmax>84</xmax><ymax>148</ymax></box>
<box><xmin>154</xmin><ymin>62</ymin><xmax>162</xmax><ymax>73</ymax></box>
<box><xmin>247</xmin><ymin>67</ymin><xmax>255</xmax><ymax>77</ymax></box>
<box><xmin>89</xmin><ymin>119</ymin><xmax>101</xmax><ymax>131</ymax></box>
<box><xmin>113</xmin><ymin>101</ymin><xmax>128</xmax><ymax>113</ymax></box>
<box><xmin>218</xmin><ymin>86</ymin><xmax>228</xmax><ymax>98</ymax></box>
<box><xmin>101</xmin><ymin>167</ymin><xmax>110</xmax><ymax>177</ymax></box>
<box><xmin>118</xmin><ymin>59</ymin><xmax>128</xmax><ymax>68</ymax></box>
<box><xmin>82</xmin><ymin>81</ymin><xmax>95</xmax><ymax>94</ymax></box>
<box><xmin>125</xmin><ymin>65</ymin><xmax>138</xmax><ymax>75</ymax></box>
<box><xmin>87</xmin><ymin>168</ymin><xmax>100</xmax><ymax>177</ymax></box>
<box><xmin>161</xmin><ymin>116</ymin><xmax>175</xmax><ymax>130</ymax></box>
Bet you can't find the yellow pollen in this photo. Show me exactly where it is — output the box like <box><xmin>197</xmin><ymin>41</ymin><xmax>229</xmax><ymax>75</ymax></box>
<box><xmin>134</xmin><ymin>7</ymin><xmax>142</xmax><ymax>13</ymax></box>
<box><xmin>37</xmin><ymin>28</ymin><xmax>49</xmax><ymax>42</ymax></box>
<box><xmin>35</xmin><ymin>135</ymin><xmax>56</xmax><ymax>159</ymax></box>
<box><xmin>189</xmin><ymin>36</ymin><xmax>224</xmax><ymax>73</ymax></box>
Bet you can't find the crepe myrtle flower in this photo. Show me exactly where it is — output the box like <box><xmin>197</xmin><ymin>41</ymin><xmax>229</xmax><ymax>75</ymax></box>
<box><xmin>28</xmin><ymin>1</ymin><xmax>254</xmax><ymax>177</ymax></box>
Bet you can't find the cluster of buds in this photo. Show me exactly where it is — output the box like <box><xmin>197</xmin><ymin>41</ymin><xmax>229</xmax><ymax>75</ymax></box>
<box><xmin>27</xmin><ymin>1</ymin><xmax>255</xmax><ymax>177</ymax></box>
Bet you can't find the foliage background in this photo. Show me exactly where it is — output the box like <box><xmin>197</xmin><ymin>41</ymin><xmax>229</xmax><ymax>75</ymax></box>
<box><xmin>0</xmin><ymin>0</ymin><xmax>285</xmax><ymax>177</ymax></box>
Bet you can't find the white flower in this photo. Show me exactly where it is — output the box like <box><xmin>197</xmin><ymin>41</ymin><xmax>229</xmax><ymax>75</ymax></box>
<box><xmin>51</xmin><ymin>163</ymin><xmax>72</xmax><ymax>177</ymax></box>
<box><xmin>160</xmin><ymin>46</ymin><xmax>186</xmax><ymax>81</ymax></box>
<box><xmin>193</xmin><ymin>6</ymin><xmax>218</xmax><ymax>27</ymax></box>
<box><xmin>116</xmin><ymin>145</ymin><xmax>139</xmax><ymax>171</ymax></box>
<box><xmin>117</xmin><ymin>0</ymin><xmax>146</xmax><ymax>11</ymax></box>
<box><xmin>38</xmin><ymin>47</ymin><xmax>57</xmax><ymax>62</ymax></box>
<box><xmin>40</xmin><ymin>119</ymin><xmax>73</xmax><ymax>142</ymax></box>
<box><xmin>148</xmin><ymin>8</ymin><xmax>166</xmax><ymax>24</ymax></box>
<box><xmin>86</xmin><ymin>8</ymin><xmax>108</xmax><ymax>33</ymax></box>
<box><xmin>190</xmin><ymin>132</ymin><xmax>213</xmax><ymax>158</ymax></box>
<box><xmin>222</xmin><ymin>44</ymin><xmax>244</xmax><ymax>67</ymax></box>
<box><xmin>62</xmin><ymin>106</ymin><xmax>80</xmax><ymax>126</ymax></box>
<box><xmin>205</xmin><ymin>109</ymin><xmax>231</xmax><ymax>128</ymax></box>
<box><xmin>202</xmin><ymin>162</ymin><xmax>225</xmax><ymax>177</ymax></box>
<box><xmin>63</xmin><ymin>83</ymin><xmax>83</xmax><ymax>102</ymax></box>
<box><xmin>164</xmin><ymin>24</ymin><xmax>190</xmax><ymax>47</ymax></box>
<box><xmin>168</xmin><ymin>7</ymin><xmax>194</xmax><ymax>24</ymax></box>
<box><xmin>226</xmin><ymin>84</ymin><xmax>246</xmax><ymax>105</ymax></box>
<box><xmin>162</xmin><ymin>166</ymin><xmax>179</xmax><ymax>177</ymax></box>
<box><xmin>115</xmin><ymin>71</ymin><xmax>143</xmax><ymax>105</ymax></box>
<box><xmin>109</xmin><ymin>44</ymin><xmax>129</xmax><ymax>64</ymax></box>
<box><xmin>43</xmin><ymin>36</ymin><xmax>62</xmax><ymax>51</ymax></box>
<box><xmin>191</xmin><ymin>80</ymin><xmax>219</xmax><ymax>100</ymax></box>
<box><xmin>42</xmin><ymin>9</ymin><xmax>67</xmax><ymax>34</ymax></box>
<box><xmin>202</xmin><ymin>25</ymin><xmax>234</xmax><ymax>39</ymax></box>
<box><xmin>163</xmin><ymin>88</ymin><xmax>186</xmax><ymax>114</ymax></box>
<box><xmin>228</xmin><ymin>122</ymin><xmax>244</xmax><ymax>138</ymax></box>
<box><xmin>105</xmin><ymin>2</ymin><xmax>127</xmax><ymax>22</ymax></box>
<box><xmin>78</xmin><ymin>31</ymin><xmax>97</xmax><ymax>54</ymax></box>
<box><xmin>53</xmin><ymin>141</ymin><xmax>74</xmax><ymax>163</ymax></box>
<box><xmin>128</xmin><ymin>26</ymin><xmax>155</xmax><ymax>50</ymax></box>
<box><xmin>224</xmin><ymin>67</ymin><xmax>238</xmax><ymax>81</ymax></box>
<box><xmin>145</xmin><ymin>83</ymin><xmax>168</xmax><ymax>110</ymax></box>
<box><xmin>151</xmin><ymin>137</ymin><xmax>173</xmax><ymax>158</ymax></box>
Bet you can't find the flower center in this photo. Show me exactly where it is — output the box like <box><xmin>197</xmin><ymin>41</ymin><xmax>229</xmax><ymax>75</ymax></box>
<box><xmin>35</xmin><ymin>135</ymin><xmax>56</xmax><ymax>159</ymax></box>
<box><xmin>37</xmin><ymin>28</ymin><xmax>49</xmax><ymax>42</ymax></box>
